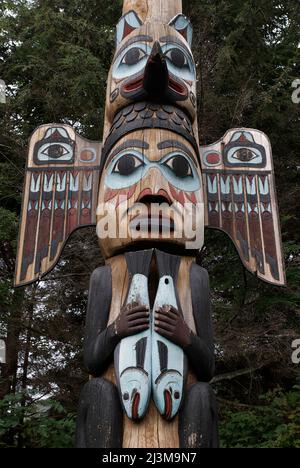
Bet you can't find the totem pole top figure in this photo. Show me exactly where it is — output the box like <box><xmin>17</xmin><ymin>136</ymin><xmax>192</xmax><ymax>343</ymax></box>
<box><xmin>103</xmin><ymin>0</ymin><xmax>197</xmax><ymax>140</ymax></box>
<box><xmin>15</xmin><ymin>0</ymin><xmax>286</xmax><ymax>288</ymax></box>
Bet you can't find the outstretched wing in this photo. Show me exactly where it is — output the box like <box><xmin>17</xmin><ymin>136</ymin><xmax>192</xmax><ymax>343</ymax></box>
<box><xmin>15</xmin><ymin>124</ymin><xmax>102</xmax><ymax>287</ymax></box>
<box><xmin>199</xmin><ymin>129</ymin><xmax>286</xmax><ymax>286</ymax></box>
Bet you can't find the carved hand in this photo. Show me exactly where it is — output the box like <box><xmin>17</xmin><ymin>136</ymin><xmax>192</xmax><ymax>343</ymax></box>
<box><xmin>114</xmin><ymin>302</ymin><xmax>150</xmax><ymax>339</ymax></box>
<box><xmin>154</xmin><ymin>305</ymin><xmax>192</xmax><ymax>349</ymax></box>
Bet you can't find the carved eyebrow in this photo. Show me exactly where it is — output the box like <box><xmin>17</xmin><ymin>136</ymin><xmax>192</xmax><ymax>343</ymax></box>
<box><xmin>115</xmin><ymin>35</ymin><xmax>153</xmax><ymax>60</ymax></box>
<box><xmin>159</xmin><ymin>35</ymin><xmax>192</xmax><ymax>55</ymax></box>
<box><xmin>105</xmin><ymin>140</ymin><xmax>149</xmax><ymax>168</ymax></box>
<box><xmin>158</xmin><ymin>140</ymin><xmax>197</xmax><ymax>164</ymax></box>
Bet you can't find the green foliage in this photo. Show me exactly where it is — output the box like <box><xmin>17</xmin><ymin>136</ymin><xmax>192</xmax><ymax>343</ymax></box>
<box><xmin>0</xmin><ymin>393</ymin><xmax>76</xmax><ymax>448</ymax></box>
<box><xmin>220</xmin><ymin>385</ymin><xmax>300</xmax><ymax>448</ymax></box>
<box><xmin>0</xmin><ymin>0</ymin><xmax>299</xmax><ymax>448</ymax></box>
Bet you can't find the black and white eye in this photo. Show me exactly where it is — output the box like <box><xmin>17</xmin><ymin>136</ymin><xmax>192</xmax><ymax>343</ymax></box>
<box><xmin>165</xmin><ymin>48</ymin><xmax>188</xmax><ymax>69</ymax></box>
<box><xmin>113</xmin><ymin>154</ymin><xmax>145</xmax><ymax>176</ymax></box>
<box><xmin>121</xmin><ymin>47</ymin><xmax>147</xmax><ymax>66</ymax></box>
<box><xmin>164</xmin><ymin>155</ymin><xmax>193</xmax><ymax>178</ymax></box>
<box><xmin>41</xmin><ymin>144</ymin><xmax>71</xmax><ymax>160</ymax></box>
<box><xmin>231</xmin><ymin>148</ymin><xmax>259</xmax><ymax>163</ymax></box>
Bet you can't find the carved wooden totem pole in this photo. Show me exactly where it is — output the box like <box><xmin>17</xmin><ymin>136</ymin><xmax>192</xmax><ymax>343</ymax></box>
<box><xmin>15</xmin><ymin>0</ymin><xmax>286</xmax><ymax>449</ymax></box>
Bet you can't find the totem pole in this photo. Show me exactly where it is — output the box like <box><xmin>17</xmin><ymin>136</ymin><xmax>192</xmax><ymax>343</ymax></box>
<box><xmin>15</xmin><ymin>0</ymin><xmax>286</xmax><ymax>449</ymax></box>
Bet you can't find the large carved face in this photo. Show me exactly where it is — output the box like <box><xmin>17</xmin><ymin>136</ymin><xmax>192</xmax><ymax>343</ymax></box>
<box><xmin>97</xmin><ymin>127</ymin><xmax>204</xmax><ymax>258</ymax></box>
<box><xmin>105</xmin><ymin>12</ymin><xmax>196</xmax><ymax>130</ymax></box>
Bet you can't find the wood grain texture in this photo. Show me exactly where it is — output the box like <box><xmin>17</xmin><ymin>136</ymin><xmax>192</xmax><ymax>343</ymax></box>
<box><xmin>15</xmin><ymin>124</ymin><xmax>102</xmax><ymax>287</ymax></box>
<box><xmin>98</xmin><ymin>125</ymin><xmax>204</xmax><ymax>260</ymax></box>
<box><xmin>103</xmin><ymin>253</ymin><xmax>197</xmax><ymax>448</ymax></box>
<box><xmin>122</xmin><ymin>0</ymin><xmax>182</xmax><ymax>23</ymax></box>
<box><xmin>103</xmin><ymin>19</ymin><xmax>197</xmax><ymax>139</ymax></box>
<box><xmin>200</xmin><ymin>128</ymin><xmax>286</xmax><ymax>286</ymax></box>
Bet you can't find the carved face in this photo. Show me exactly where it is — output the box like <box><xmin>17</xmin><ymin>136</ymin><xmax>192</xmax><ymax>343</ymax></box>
<box><xmin>97</xmin><ymin>128</ymin><xmax>204</xmax><ymax>258</ymax></box>
<box><xmin>105</xmin><ymin>13</ymin><xmax>197</xmax><ymax>129</ymax></box>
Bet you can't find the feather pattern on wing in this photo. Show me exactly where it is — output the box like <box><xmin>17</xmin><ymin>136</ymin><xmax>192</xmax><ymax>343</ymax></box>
<box><xmin>15</xmin><ymin>124</ymin><xmax>102</xmax><ymax>287</ymax></box>
<box><xmin>200</xmin><ymin>128</ymin><xmax>286</xmax><ymax>286</ymax></box>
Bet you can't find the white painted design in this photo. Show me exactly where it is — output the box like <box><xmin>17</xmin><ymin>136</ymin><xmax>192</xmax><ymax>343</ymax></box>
<box><xmin>44</xmin><ymin>174</ymin><xmax>54</xmax><ymax>192</ymax></box>
<box><xmin>221</xmin><ymin>176</ymin><xmax>231</xmax><ymax>194</ymax></box>
<box><xmin>56</xmin><ymin>173</ymin><xmax>67</xmax><ymax>192</ymax></box>
<box><xmin>83</xmin><ymin>173</ymin><xmax>92</xmax><ymax>192</ymax></box>
<box><xmin>230</xmin><ymin>131</ymin><xmax>255</xmax><ymax>143</ymax></box>
<box><xmin>30</xmin><ymin>175</ymin><xmax>41</xmax><ymax>193</ymax></box>
<box><xmin>248</xmin><ymin>203</ymin><xmax>258</xmax><ymax>214</ymax></box>
<box><xmin>68</xmin><ymin>200</ymin><xmax>78</xmax><ymax>210</ymax></box>
<box><xmin>246</xmin><ymin>177</ymin><xmax>256</xmax><ymax>195</ymax></box>
<box><xmin>69</xmin><ymin>174</ymin><xmax>79</xmax><ymax>192</ymax></box>
<box><xmin>233</xmin><ymin>177</ymin><xmax>243</xmax><ymax>195</ymax></box>
<box><xmin>235</xmin><ymin>203</ymin><xmax>245</xmax><ymax>213</ymax></box>
<box><xmin>259</xmin><ymin>177</ymin><xmax>269</xmax><ymax>195</ymax></box>
<box><xmin>44</xmin><ymin>127</ymin><xmax>70</xmax><ymax>140</ymax></box>
<box><xmin>207</xmin><ymin>175</ymin><xmax>217</xmax><ymax>194</ymax></box>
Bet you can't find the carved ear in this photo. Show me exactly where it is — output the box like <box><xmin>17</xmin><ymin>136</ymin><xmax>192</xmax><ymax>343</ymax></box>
<box><xmin>169</xmin><ymin>14</ymin><xmax>193</xmax><ymax>47</ymax></box>
<box><xmin>116</xmin><ymin>10</ymin><xmax>143</xmax><ymax>46</ymax></box>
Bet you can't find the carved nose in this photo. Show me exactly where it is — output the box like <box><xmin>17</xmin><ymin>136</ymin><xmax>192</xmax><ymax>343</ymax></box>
<box><xmin>143</xmin><ymin>41</ymin><xmax>169</xmax><ymax>98</ymax></box>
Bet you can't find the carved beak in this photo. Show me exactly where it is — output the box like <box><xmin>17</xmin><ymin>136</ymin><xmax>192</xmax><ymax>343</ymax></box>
<box><xmin>143</xmin><ymin>41</ymin><xmax>169</xmax><ymax>98</ymax></box>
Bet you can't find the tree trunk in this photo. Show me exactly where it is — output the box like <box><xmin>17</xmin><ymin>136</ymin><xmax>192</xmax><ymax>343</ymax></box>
<box><xmin>0</xmin><ymin>289</ymin><xmax>25</xmax><ymax>400</ymax></box>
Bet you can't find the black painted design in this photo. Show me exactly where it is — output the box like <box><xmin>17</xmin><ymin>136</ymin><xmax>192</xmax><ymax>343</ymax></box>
<box><xmin>101</xmin><ymin>103</ymin><xmax>198</xmax><ymax>171</ymax></box>
<box><xmin>136</xmin><ymin>337</ymin><xmax>148</xmax><ymax>369</ymax></box>
<box><xmin>157</xmin><ymin>340</ymin><xmax>168</xmax><ymax>373</ymax></box>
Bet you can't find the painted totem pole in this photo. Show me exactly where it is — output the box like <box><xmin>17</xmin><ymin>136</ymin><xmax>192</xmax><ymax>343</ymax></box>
<box><xmin>15</xmin><ymin>0</ymin><xmax>286</xmax><ymax>449</ymax></box>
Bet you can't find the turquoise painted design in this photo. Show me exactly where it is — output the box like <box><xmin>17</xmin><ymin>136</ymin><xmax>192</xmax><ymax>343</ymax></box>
<box><xmin>151</xmin><ymin>274</ymin><xmax>186</xmax><ymax>420</ymax></box>
<box><xmin>105</xmin><ymin>149</ymin><xmax>200</xmax><ymax>192</ymax></box>
<box><xmin>115</xmin><ymin>273</ymin><xmax>152</xmax><ymax>421</ymax></box>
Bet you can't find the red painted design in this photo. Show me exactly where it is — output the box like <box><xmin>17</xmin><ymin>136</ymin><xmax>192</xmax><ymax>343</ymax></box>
<box><xmin>206</xmin><ymin>153</ymin><xmax>220</xmax><ymax>166</ymax></box>
<box><xmin>123</xmin><ymin>21</ymin><xmax>135</xmax><ymax>40</ymax></box>
<box><xmin>221</xmin><ymin>202</ymin><xmax>234</xmax><ymax>238</ymax></box>
<box><xmin>208</xmin><ymin>201</ymin><xmax>220</xmax><ymax>228</ymax></box>
<box><xmin>168</xmin><ymin>184</ymin><xmax>185</xmax><ymax>206</ymax></box>
<box><xmin>234</xmin><ymin>204</ymin><xmax>250</xmax><ymax>262</ymax></box>
<box><xmin>35</xmin><ymin>201</ymin><xmax>52</xmax><ymax>274</ymax></box>
<box><xmin>247</xmin><ymin>204</ymin><xmax>264</xmax><ymax>274</ymax></box>
<box><xmin>261</xmin><ymin>203</ymin><xmax>279</xmax><ymax>280</ymax></box>
<box><xmin>80</xmin><ymin>150</ymin><xmax>94</xmax><ymax>162</ymax></box>
<box><xmin>104</xmin><ymin>184</ymin><xmax>138</xmax><ymax>208</ymax></box>
<box><xmin>185</xmin><ymin>192</ymin><xmax>197</xmax><ymax>205</ymax></box>
<box><xmin>80</xmin><ymin>172</ymin><xmax>92</xmax><ymax>225</ymax></box>
<box><xmin>21</xmin><ymin>201</ymin><xmax>39</xmax><ymax>280</ymax></box>
<box><xmin>50</xmin><ymin>200</ymin><xmax>65</xmax><ymax>261</ymax></box>
<box><xmin>66</xmin><ymin>171</ymin><xmax>79</xmax><ymax>236</ymax></box>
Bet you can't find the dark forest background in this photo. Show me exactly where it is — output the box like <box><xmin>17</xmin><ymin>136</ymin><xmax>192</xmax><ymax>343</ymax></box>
<box><xmin>0</xmin><ymin>0</ymin><xmax>299</xmax><ymax>448</ymax></box>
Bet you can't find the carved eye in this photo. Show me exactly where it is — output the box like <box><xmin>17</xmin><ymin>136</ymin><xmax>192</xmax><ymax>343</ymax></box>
<box><xmin>121</xmin><ymin>47</ymin><xmax>147</xmax><ymax>66</ymax></box>
<box><xmin>232</xmin><ymin>148</ymin><xmax>259</xmax><ymax>163</ymax></box>
<box><xmin>164</xmin><ymin>155</ymin><xmax>193</xmax><ymax>178</ymax></box>
<box><xmin>41</xmin><ymin>144</ymin><xmax>70</xmax><ymax>159</ymax></box>
<box><xmin>165</xmin><ymin>48</ymin><xmax>188</xmax><ymax>69</ymax></box>
<box><xmin>113</xmin><ymin>154</ymin><xmax>144</xmax><ymax>176</ymax></box>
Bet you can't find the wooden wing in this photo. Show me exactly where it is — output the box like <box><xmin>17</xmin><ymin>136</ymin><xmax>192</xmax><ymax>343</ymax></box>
<box><xmin>15</xmin><ymin>124</ymin><xmax>102</xmax><ymax>287</ymax></box>
<box><xmin>199</xmin><ymin>129</ymin><xmax>286</xmax><ymax>286</ymax></box>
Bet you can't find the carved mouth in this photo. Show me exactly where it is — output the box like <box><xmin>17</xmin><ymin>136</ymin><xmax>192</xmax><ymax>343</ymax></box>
<box><xmin>132</xmin><ymin>392</ymin><xmax>140</xmax><ymax>421</ymax></box>
<box><xmin>164</xmin><ymin>389</ymin><xmax>172</xmax><ymax>420</ymax></box>
<box><xmin>123</xmin><ymin>77</ymin><xmax>144</xmax><ymax>93</ymax></box>
<box><xmin>168</xmin><ymin>77</ymin><xmax>187</xmax><ymax>97</ymax></box>
<box><xmin>129</xmin><ymin>215</ymin><xmax>175</xmax><ymax>235</ymax></box>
